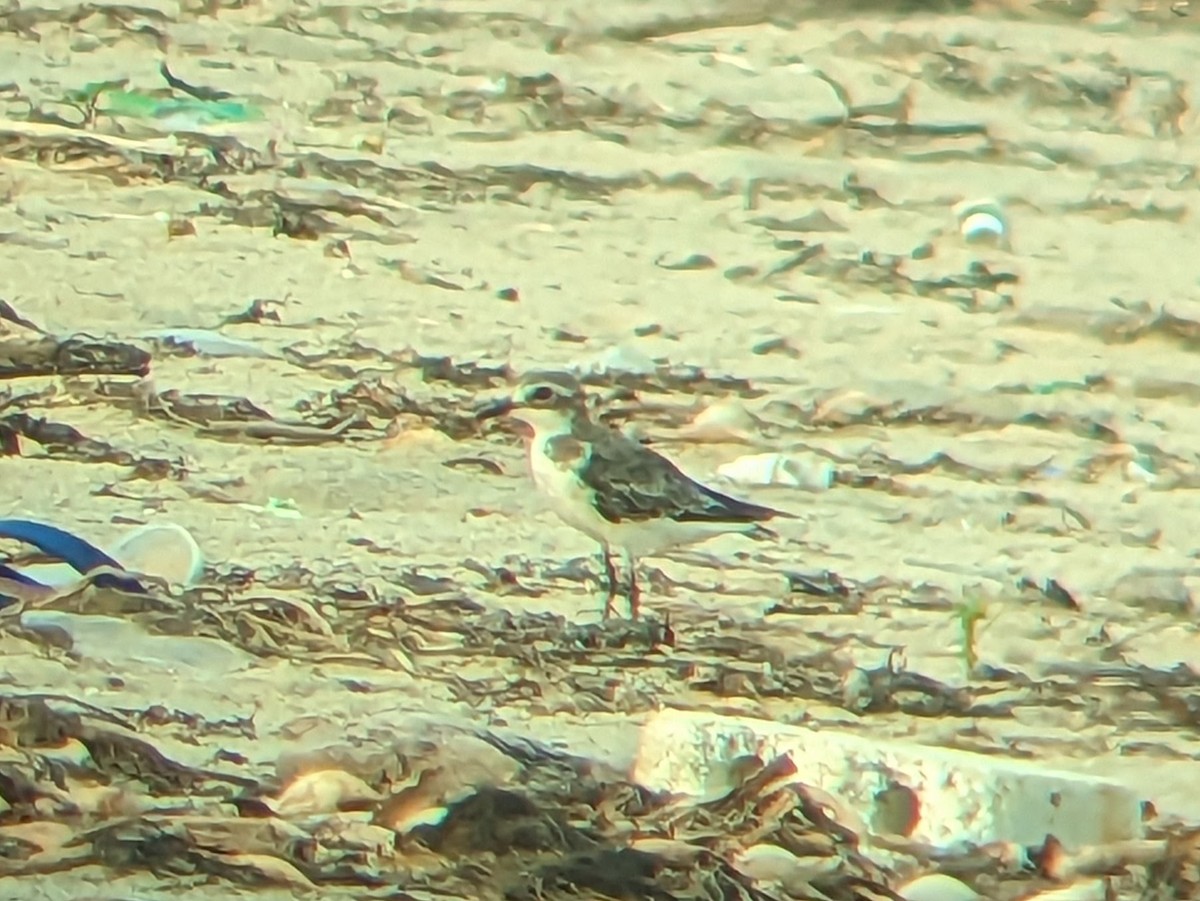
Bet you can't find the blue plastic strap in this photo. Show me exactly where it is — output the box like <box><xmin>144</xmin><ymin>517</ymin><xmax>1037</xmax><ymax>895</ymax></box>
<box><xmin>0</xmin><ymin>519</ymin><xmax>147</xmax><ymax>597</ymax></box>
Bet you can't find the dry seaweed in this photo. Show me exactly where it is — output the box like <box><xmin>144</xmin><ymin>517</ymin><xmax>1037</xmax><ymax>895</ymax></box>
<box><xmin>146</xmin><ymin>389</ymin><xmax>376</xmax><ymax>445</ymax></box>
<box><xmin>0</xmin><ymin>412</ymin><xmax>180</xmax><ymax>477</ymax></box>
<box><xmin>5</xmin><ymin>712</ymin><xmax>1185</xmax><ymax>899</ymax></box>
<box><xmin>0</xmin><ymin>326</ymin><xmax>150</xmax><ymax>380</ymax></box>
<box><xmin>1</xmin><ymin>715</ymin><xmax>910</xmax><ymax>896</ymax></box>
<box><xmin>0</xmin><ymin>118</ymin><xmax>261</xmax><ymax>182</ymax></box>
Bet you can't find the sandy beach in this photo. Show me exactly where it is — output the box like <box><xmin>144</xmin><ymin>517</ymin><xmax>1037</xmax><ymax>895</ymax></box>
<box><xmin>2</xmin><ymin>1</ymin><xmax>1200</xmax><ymax>897</ymax></box>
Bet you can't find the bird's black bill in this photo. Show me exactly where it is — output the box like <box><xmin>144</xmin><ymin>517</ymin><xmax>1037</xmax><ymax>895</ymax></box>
<box><xmin>475</xmin><ymin>398</ymin><xmax>514</xmax><ymax>421</ymax></box>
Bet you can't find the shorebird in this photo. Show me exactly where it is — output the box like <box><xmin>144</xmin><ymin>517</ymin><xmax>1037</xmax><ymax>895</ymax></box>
<box><xmin>477</xmin><ymin>371</ymin><xmax>792</xmax><ymax>619</ymax></box>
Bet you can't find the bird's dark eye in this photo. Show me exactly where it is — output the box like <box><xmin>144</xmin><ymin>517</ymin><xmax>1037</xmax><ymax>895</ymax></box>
<box><xmin>530</xmin><ymin>385</ymin><xmax>555</xmax><ymax>402</ymax></box>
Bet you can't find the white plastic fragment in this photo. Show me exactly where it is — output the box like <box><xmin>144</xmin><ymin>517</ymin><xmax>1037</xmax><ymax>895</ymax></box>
<box><xmin>106</xmin><ymin>521</ymin><xmax>205</xmax><ymax>587</ymax></box>
<box><xmin>388</xmin><ymin>804</ymin><xmax>450</xmax><ymax>835</ymax></box>
<box><xmin>240</xmin><ymin>497</ymin><xmax>304</xmax><ymax>520</ymax></box>
<box><xmin>954</xmin><ymin>198</ymin><xmax>1009</xmax><ymax>248</ymax></box>
<box><xmin>17</xmin><ymin>521</ymin><xmax>204</xmax><ymax>589</ymax></box>
<box><xmin>732</xmin><ymin>843</ymin><xmax>841</xmax><ymax>891</ymax></box>
<box><xmin>141</xmin><ymin>328</ymin><xmax>277</xmax><ymax>359</ymax></box>
<box><xmin>632</xmin><ymin>710</ymin><xmax>1143</xmax><ymax>852</ymax></box>
<box><xmin>272</xmin><ymin>770</ymin><xmax>383</xmax><ymax>818</ymax></box>
<box><xmin>960</xmin><ymin>212</ymin><xmax>1005</xmax><ymax>241</ymax></box>
<box><xmin>716</xmin><ymin>452</ymin><xmax>834</xmax><ymax>491</ymax></box>
<box><xmin>678</xmin><ymin>400</ymin><xmax>762</xmax><ymax>443</ymax></box>
<box><xmin>18</xmin><ymin>611</ymin><xmax>253</xmax><ymax>674</ymax></box>
<box><xmin>710</xmin><ymin>53</ymin><xmax>757</xmax><ymax>75</ymax></box>
<box><xmin>899</xmin><ymin>873</ymin><xmax>981</xmax><ymax>901</ymax></box>
<box><xmin>1017</xmin><ymin>881</ymin><xmax>1109</xmax><ymax>901</ymax></box>
<box><xmin>1124</xmin><ymin>458</ymin><xmax>1156</xmax><ymax>484</ymax></box>
<box><xmin>580</xmin><ymin>345</ymin><xmax>658</xmax><ymax>376</ymax></box>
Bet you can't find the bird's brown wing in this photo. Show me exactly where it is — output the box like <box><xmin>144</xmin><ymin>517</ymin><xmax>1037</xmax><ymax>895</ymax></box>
<box><xmin>576</xmin><ymin>424</ymin><xmax>785</xmax><ymax>525</ymax></box>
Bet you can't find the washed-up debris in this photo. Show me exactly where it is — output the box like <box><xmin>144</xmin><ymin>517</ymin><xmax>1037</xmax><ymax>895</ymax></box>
<box><xmin>293</xmin><ymin>358</ymin><xmax>766</xmax><ymax>444</ymax></box>
<box><xmin>280</xmin><ymin>342</ymin><xmax>509</xmax><ymax>385</ymax></box>
<box><xmin>292</xmin><ymin>341</ymin><xmax>762</xmax><ymax>400</ymax></box>
<box><xmin>751</xmin><ymin>234</ymin><xmax>1018</xmax><ymax>305</ymax></box>
<box><xmin>1016</xmin><ymin>576</ymin><xmax>1081</xmax><ymax>611</ymax></box>
<box><xmin>146</xmin><ymin>388</ymin><xmax>372</xmax><ymax>445</ymax></box>
<box><xmin>316</xmin><ymin>377</ymin><xmax>482</xmax><ymax>440</ymax></box>
<box><xmin>62</xmin><ymin>62</ymin><xmax>262</xmax><ymax>129</ymax></box>
<box><xmin>751</xmin><ymin>334</ymin><xmax>802</xmax><ymax>357</ymax></box>
<box><xmin>141</xmin><ymin>328</ymin><xmax>276</xmax><ymax>359</ymax></box>
<box><xmin>4</xmin><ymin>705</ymin><xmax>939</xmax><ymax>892</ymax></box>
<box><xmin>750</xmin><ymin>210</ymin><xmax>848</xmax><ymax>233</ymax></box>
<box><xmin>165</xmin><ymin>215</ymin><xmax>196</xmax><ymax>239</ymax></box>
<box><xmin>0</xmin><ymin>691</ymin><xmax>257</xmax><ymax>792</ymax></box>
<box><xmin>635</xmin><ymin>709</ymin><xmax>1142</xmax><ymax>863</ymax></box>
<box><xmin>144</xmin><ymin>389</ymin><xmax>273</xmax><ymax>425</ymax></box>
<box><xmin>192</xmin><ymin>414</ymin><xmax>364</xmax><ymax>444</ymax></box>
<box><xmin>718</xmin><ymin>451</ymin><xmax>836</xmax><ymax>490</ymax></box>
<box><xmin>911</xmin><ymin>261</ymin><xmax>1019</xmax><ymax>299</ymax></box>
<box><xmin>1</xmin><ymin>529</ymin><xmax>1198</xmax><ymax>896</ymax></box>
<box><xmin>899</xmin><ymin>873</ymin><xmax>980</xmax><ymax>901</ymax></box>
<box><xmin>954</xmin><ymin>198</ymin><xmax>1010</xmax><ymax>248</ymax></box>
<box><xmin>20</xmin><ymin>611</ymin><xmax>255</xmax><ymax>673</ymax></box>
<box><xmin>676</xmin><ymin>399</ymin><xmax>765</xmax><ymax>443</ymax></box>
<box><xmin>157</xmin><ymin>62</ymin><xmax>231</xmax><ymax>103</ymax></box>
<box><xmin>86</xmin><ymin>84</ymin><xmax>260</xmax><ymax>127</ymax></box>
<box><xmin>3</xmin><ymin>519</ymin><xmax>198</xmax><ymax>595</ymax></box>
<box><xmin>580</xmin><ymin>344</ymin><xmax>659</xmax><ymax>376</ymax></box>
<box><xmin>270</xmin><ymin>768</ymin><xmax>383</xmax><ymax>817</ymax></box>
<box><xmin>0</xmin><ymin>561</ymin><xmax>183</xmax><ymax>624</ymax></box>
<box><xmin>0</xmin><ymin>411</ymin><xmax>181</xmax><ymax>478</ymax></box>
<box><xmin>246</xmin><ymin>178</ymin><xmax>419</xmax><ymax>235</ymax></box>
<box><xmin>0</xmin><ymin>117</ymin><xmax>261</xmax><ymax>181</ymax></box>
<box><xmin>762</xmin><ymin>241</ymin><xmax>826</xmax><ymax>280</ymax></box>
<box><xmin>0</xmin><ymin>518</ymin><xmax>150</xmax><ymax>612</ymax></box>
<box><xmin>654</xmin><ymin>250</ymin><xmax>717</xmax><ymax>270</ymax></box>
<box><xmin>218</xmin><ymin>297</ymin><xmax>284</xmax><ymax>328</ymax></box>
<box><xmin>240</xmin><ymin>496</ymin><xmax>304</xmax><ymax>520</ymax></box>
<box><xmin>0</xmin><ymin>303</ymin><xmax>150</xmax><ymax>379</ymax></box>
<box><xmin>1015</xmin><ymin>297</ymin><xmax>1200</xmax><ymax>349</ymax></box>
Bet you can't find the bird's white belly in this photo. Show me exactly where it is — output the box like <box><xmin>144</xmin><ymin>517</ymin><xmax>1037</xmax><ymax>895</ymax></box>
<box><xmin>527</xmin><ymin>436</ymin><xmax>754</xmax><ymax>558</ymax></box>
<box><xmin>528</xmin><ymin>435</ymin><xmax>612</xmax><ymax>542</ymax></box>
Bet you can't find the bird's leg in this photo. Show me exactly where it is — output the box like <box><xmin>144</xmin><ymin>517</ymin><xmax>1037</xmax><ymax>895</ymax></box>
<box><xmin>600</xmin><ymin>545</ymin><xmax>619</xmax><ymax>619</ymax></box>
<box><xmin>627</xmin><ymin>554</ymin><xmax>641</xmax><ymax>621</ymax></box>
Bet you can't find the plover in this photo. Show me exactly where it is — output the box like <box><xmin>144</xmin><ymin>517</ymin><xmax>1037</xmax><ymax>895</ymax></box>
<box><xmin>477</xmin><ymin>371</ymin><xmax>791</xmax><ymax>619</ymax></box>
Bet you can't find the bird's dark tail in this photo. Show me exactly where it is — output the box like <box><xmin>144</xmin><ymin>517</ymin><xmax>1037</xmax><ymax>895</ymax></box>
<box><xmin>690</xmin><ymin>483</ymin><xmax>797</xmax><ymax>524</ymax></box>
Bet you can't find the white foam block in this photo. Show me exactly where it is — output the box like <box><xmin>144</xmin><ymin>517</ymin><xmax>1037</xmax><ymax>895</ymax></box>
<box><xmin>632</xmin><ymin>709</ymin><xmax>1143</xmax><ymax>851</ymax></box>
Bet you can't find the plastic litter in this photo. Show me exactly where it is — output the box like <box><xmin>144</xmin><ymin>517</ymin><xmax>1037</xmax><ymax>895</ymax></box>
<box><xmin>142</xmin><ymin>328</ymin><xmax>277</xmax><ymax>359</ymax></box>
<box><xmin>0</xmin><ymin>518</ymin><xmax>145</xmax><ymax>600</ymax></box>
<box><xmin>678</xmin><ymin>400</ymin><xmax>762</xmax><ymax>443</ymax></box>
<box><xmin>66</xmin><ymin>63</ymin><xmax>262</xmax><ymax>129</ymax></box>
<box><xmin>716</xmin><ymin>452</ymin><xmax>835</xmax><ymax>491</ymax></box>
<box><xmin>899</xmin><ymin>873</ymin><xmax>981</xmax><ymax>901</ymax></box>
<box><xmin>18</xmin><ymin>611</ymin><xmax>253</xmax><ymax>674</ymax></box>
<box><xmin>579</xmin><ymin>345</ymin><xmax>658</xmax><ymax>376</ymax></box>
<box><xmin>954</xmin><ymin>198</ymin><xmax>1010</xmax><ymax>248</ymax></box>
<box><xmin>15</xmin><ymin>520</ymin><xmax>204</xmax><ymax>589</ymax></box>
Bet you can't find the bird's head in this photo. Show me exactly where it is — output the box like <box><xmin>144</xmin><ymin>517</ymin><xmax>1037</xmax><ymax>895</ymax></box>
<box><xmin>476</xmin><ymin>370</ymin><xmax>588</xmax><ymax>435</ymax></box>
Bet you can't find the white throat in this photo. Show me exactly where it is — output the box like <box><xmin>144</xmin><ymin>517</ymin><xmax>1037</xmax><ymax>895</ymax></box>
<box><xmin>510</xmin><ymin>406</ymin><xmax>577</xmax><ymax>440</ymax></box>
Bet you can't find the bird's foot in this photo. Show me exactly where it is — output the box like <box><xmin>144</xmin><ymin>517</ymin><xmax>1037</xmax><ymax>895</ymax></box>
<box><xmin>628</xmin><ymin>570</ymin><xmax>641</xmax><ymax>621</ymax></box>
<box><xmin>601</xmin><ymin>547</ymin><xmax>621</xmax><ymax>619</ymax></box>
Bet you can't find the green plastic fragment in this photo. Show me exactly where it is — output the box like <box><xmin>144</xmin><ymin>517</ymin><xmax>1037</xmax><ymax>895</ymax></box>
<box><xmin>103</xmin><ymin>90</ymin><xmax>263</xmax><ymax>123</ymax></box>
<box><xmin>66</xmin><ymin>79</ymin><xmax>262</xmax><ymax>124</ymax></box>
